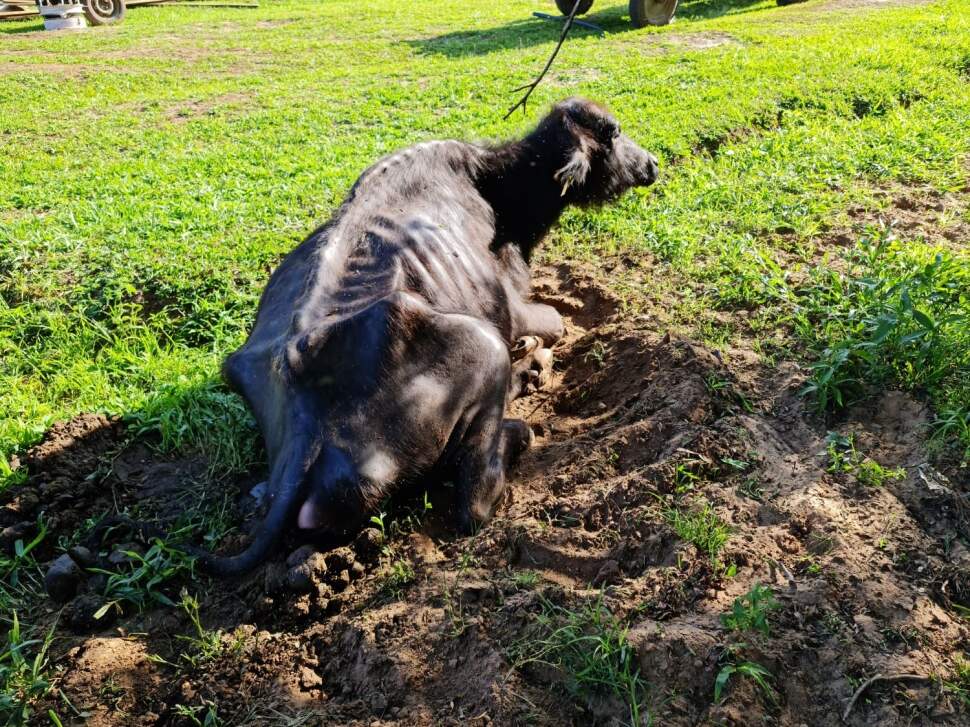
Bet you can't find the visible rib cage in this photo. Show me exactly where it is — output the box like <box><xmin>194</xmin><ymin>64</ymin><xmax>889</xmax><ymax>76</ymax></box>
<box><xmin>286</xmin><ymin>140</ymin><xmax>501</xmax><ymax>370</ymax></box>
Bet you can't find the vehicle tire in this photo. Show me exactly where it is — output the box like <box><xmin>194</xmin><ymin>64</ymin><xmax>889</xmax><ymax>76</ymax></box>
<box><xmin>629</xmin><ymin>0</ymin><xmax>679</xmax><ymax>27</ymax></box>
<box><xmin>555</xmin><ymin>0</ymin><xmax>595</xmax><ymax>16</ymax></box>
<box><xmin>83</xmin><ymin>0</ymin><xmax>125</xmax><ymax>25</ymax></box>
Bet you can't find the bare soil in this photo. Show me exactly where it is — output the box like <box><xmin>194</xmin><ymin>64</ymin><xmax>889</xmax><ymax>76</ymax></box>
<box><xmin>7</xmin><ymin>260</ymin><xmax>970</xmax><ymax>726</ymax></box>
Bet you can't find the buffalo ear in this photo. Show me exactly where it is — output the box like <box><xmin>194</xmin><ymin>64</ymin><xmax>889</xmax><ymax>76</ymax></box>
<box><xmin>554</xmin><ymin>147</ymin><xmax>591</xmax><ymax>196</ymax></box>
<box><xmin>554</xmin><ymin>114</ymin><xmax>594</xmax><ymax>195</ymax></box>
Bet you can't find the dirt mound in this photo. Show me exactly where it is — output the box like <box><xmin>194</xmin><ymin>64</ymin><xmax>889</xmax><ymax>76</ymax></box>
<box><xmin>14</xmin><ymin>264</ymin><xmax>970</xmax><ymax>725</ymax></box>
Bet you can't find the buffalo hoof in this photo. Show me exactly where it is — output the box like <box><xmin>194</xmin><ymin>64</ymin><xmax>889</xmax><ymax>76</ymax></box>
<box><xmin>510</xmin><ymin>337</ymin><xmax>555</xmax><ymax>398</ymax></box>
<box><xmin>511</xmin><ymin>335</ymin><xmax>543</xmax><ymax>361</ymax></box>
<box><xmin>503</xmin><ymin>419</ymin><xmax>534</xmax><ymax>465</ymax></box>
<box><xmin>532</xmin><ymin>346</ymin><xmax>554</xmax><ymax>389</ymax></box>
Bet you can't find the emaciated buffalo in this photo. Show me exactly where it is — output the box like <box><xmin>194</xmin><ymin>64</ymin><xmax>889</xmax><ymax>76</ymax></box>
<box><xmin>193</xmin><ymin>97</ymin><xmax>658</xmax><ymax>575</ymax></box>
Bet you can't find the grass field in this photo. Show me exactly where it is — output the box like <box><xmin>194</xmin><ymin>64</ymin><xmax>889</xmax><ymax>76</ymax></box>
<box><xmin>2</xmin><ymin>0</ymin><xmax>968</xmax><ymax>484</ymax></box>
<box><xmin>1</xmin><ymin>1</ymin><xmax>969</xmax><ymax>724</ymax></box>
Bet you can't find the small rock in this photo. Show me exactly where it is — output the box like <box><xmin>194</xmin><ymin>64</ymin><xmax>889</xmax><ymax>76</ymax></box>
<box><xmin>300</xmin><ymin>665</ymin><xmax>323</xmax><ymax>690</ymax></box>
<box><xmin>67</xmin><ymin>545</ymin><xmax>96</xmax><ymax>568</ymax></box>
<box><xmin>45</xmin><ymin>553</ymin><xmax>83</xmax><ymax>603</ymax></box>
<box><xmin>286</xmin><ymin>553</ymin><xmax>328</xmax><ymax>593</ymax></box>
<box><xmin>285</xmin><ymin>567</ymin><xmax>314</xmax><ymax>594</ymax></box>
<box><xmin>286</xmin><ymin>544</ymin><xmax>317</xmax><ymax>568</ymax></box>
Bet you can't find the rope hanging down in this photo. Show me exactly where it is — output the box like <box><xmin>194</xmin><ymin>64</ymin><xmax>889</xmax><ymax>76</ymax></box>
<box><xmin>504</xmin><ymin>0</ymin><xmax>584</xmax><ymax>120</ymax></box>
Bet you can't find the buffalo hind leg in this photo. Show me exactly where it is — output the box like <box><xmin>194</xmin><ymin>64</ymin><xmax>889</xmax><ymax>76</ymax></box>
<box><xmin>512</xmin><ymin>301</ymin><xmax>564</xmax><ymax>346</ymax></box>
<box><xmin>509</xmin><ymin>301</ymin><xmax>563</xmax><ymax>399</ymax></box>
<box><xmin>509</xmin><ymin>335</ymin><xmax>555</xmax><ymax>400</ymax></box>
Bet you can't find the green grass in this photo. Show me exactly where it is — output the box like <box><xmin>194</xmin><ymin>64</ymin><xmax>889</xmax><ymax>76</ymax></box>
<box><xmin>0</xmin><ymin>613</ymin><xmax>59</xmax><ymax>726</ymax></box>
<box><xmin>824</xmin><ymin>431</ymin><xmax>907</xmax><ymax>486</ymax></box>
<box><xmin>720</xmin><ymin>582</ymin><xmax>779</xmax><ymax>636</ymax></box>
<box><xmin>511</xmin><ymin>594</ymin><xmax>648</xmax><ymax>726</ymax></box>
<box><xmin>0</xmin><ymin>520</ymin><xmax>46</xmax><ymax>613</ymax></box>
<box><xmin>797</xmin><ymin>226</ymin><xmax>969</xmax><ymax>440</ymax></box>
<box><xmin>665</xmin><ymin>500</ymin><xmax>732</xmax><ymax>567</ymax></box>
<box><xmin>89</xmin><ymin>538</ymin><xmax>197</xmax><ymax>620</ymax></box>
<box><xmin>2</xmin><ymin>0</ymin><xmax>969</xmax><ymax>485</ymax></box>
<box><xmin>944</xmin><ymin>656</ymin><xmax>970</xmax><ymax>709</ymax></box>
<box><xmin>714</xmin><ymin>659</ymin><xmax>776</xmax><ymax>705</ymax></box>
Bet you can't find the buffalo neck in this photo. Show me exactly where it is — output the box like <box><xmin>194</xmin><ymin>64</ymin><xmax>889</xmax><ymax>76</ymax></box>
<box><xmin>476</xmin><ymin>137</ymin><xmax>569</xmax><ymax>262</ymax></box>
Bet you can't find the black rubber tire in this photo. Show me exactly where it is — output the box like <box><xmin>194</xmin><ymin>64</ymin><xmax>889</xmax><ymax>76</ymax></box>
<box><xmin>83</xmin><ymin>0</ymin><xmax>125</xmax><ymax>25</ymax></box>
<box><xmin>629</xmin><ymin>0</ymin><xmax>679</xmax><ymax>27</ymax></box>
<box><xmin>555</xmin><ymin>0</ymin><xmax>595</xmax><ymax>16</ymax></box>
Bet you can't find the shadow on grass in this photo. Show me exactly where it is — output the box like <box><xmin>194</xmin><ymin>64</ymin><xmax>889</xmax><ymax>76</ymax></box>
<box><xmin>407</xmin><ymin>0</ymin><xmax>773</xmax><ymax>58</ymax></box>
<box><xmin>0</xmin><ymin>19</ymin><xmax>44</xmax><ymax>35</ymax></box>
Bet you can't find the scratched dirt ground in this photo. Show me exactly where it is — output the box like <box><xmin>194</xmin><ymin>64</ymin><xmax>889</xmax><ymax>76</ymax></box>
<box><xmin>5</xmin><ymin>237</ymin><xmax>969</xmax><ymax>725</ymax></box>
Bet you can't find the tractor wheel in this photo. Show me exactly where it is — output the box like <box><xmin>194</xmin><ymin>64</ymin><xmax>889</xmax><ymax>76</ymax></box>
<box><xmin>630</xmin><ymin>0</ymin><xmax>679</xmax><ymax>27</ymax></box>
<box><xmin>83</xmin><ymin>0</ymin><xmax>125</xmax><ymax>25</ymax></box>
<box><xmin>555</xmin><ymin>0</ymin><xmax>595</xmax><ymax>16</ymax></box>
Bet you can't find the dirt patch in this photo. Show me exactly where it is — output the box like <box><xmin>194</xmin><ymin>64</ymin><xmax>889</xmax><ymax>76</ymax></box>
<box><xmin>163</xmin><ymin>92</ymin><xmax>252</xmax><ymax>123</ymax></box>
<box><xmin>1</xmin><ymin>414</ymin><xmax>124</xmax><ymax>557</ymax></box>
<box><xmin>816</xmin><ymin>0</ymin><xmax>934</xmax><ymax>10</ymax></box>
<box><xmin>11</xmin><ymin>262</ymin><xmax>970</xmax><ymax>725</ymax></box>
<box><xmin>615</xmin><ymin>30</ymin><xmax>742</xmax><ymax>57</ymax></box>
<box><xmin>663</xmin><ymin>31</ymin><xmax>741</xmax><ymax>52</ymax></box>
<box><xmin>60</xmin><ymin>637</ymin><xmax>163</xmax><ymax>727</ymax></box>
<box><xmin>0</xmin><ymin>61</ymin><xmax>92</xmax><ymax>77</ymax></box>
<box><xmin>840</xmin><ymin>185</ymin><xmax>970</xmax><ymax>251</ymax></box>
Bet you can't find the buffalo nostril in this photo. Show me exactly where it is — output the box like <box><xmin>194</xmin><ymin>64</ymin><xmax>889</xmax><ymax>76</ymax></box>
<box><xmin>641</xmin><ymin>156</ymin><xmax>659</xmax><ymax>185</ymax></box>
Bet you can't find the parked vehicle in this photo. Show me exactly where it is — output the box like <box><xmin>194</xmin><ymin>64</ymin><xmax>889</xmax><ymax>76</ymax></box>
<box><xmin>0</xmin><ymin>0</ymin><xmax>152</xmax><ymax>25</ymax></box>
<box><xmin>554</xmin><ymin>0</ymin><xmax>681</xmax><ymax>27</ymax></box>
<box><xmin>553</xmin><ymin>0</ymin><xmax>807</xmax><ymax>27</ymax></box>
